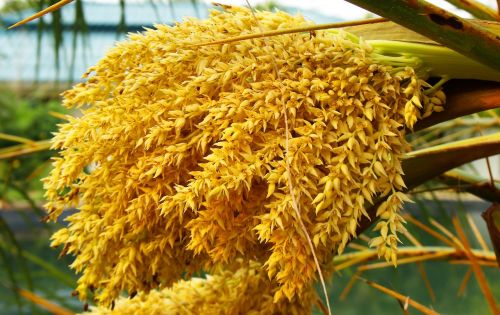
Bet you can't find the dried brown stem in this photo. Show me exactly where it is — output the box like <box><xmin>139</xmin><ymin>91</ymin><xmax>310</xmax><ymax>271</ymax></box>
<box><xmin>453</xmin><ymin>216</ymin><xmax>499</xmax><ymax>315</ymax></box>
<box><xmin>193</xmin><ymin>18</ymin><xmax>387</xmax><ymax>46</ymax></box>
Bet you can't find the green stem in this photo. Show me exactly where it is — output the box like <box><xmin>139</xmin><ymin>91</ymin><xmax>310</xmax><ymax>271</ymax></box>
<box><xmin>445</xmin><ymin>0</ymin><xmax>500</xmax><ymax>21</ymax></box>
<box><xmin>345</xmin><ymin>0</ymin><xmax>500</xmax><ymax>72</ymax></box>
<box><xmin>369</xmin><ymin>40</ymin><xmax>500</xmax><ymax>81</ymax></box>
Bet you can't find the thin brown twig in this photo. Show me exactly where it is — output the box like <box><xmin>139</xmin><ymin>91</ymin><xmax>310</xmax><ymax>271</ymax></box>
<box><xmin>421</xmin><ymin>127</ymin><xmax>477</xmax><ymax>148</ymax></box>
<box><xmin>335</xmin><ymin>253</ymin><xmax>373</xmax><ymax>271</ymax></box>
<box><xmin>26</xmin><ymin>160</ymin><xmax>52</xmax><ymax>181</ymax></box>
<box><xmin>449</xmin><ymin>260</ymin><xmax>499</xmax><ymax>267</ymax></box>
<box><xmin>452</xmin><ymin>216</ymin><xmax>499</xmax><ymax>315</ymax></box>
<box><xmin>417</xmin><ymin>117</ymin><xmax>500</xmax><ymax>131</ymax></box>
<box><xmin>0</xmin><ymin>140</ymin><xmax>52</xmax><ymax>160</ymax></box>
<box><xmin>457</xmin><ymin>267</ymin><xmax>473</xmax><ymax>297</ymax></box>
<box><xmin>466</xmin><ymin>213</ymin><xmax>489</xmax><ymax>251</ymax></box>
<box><xmin>348</xmin><ymin>242</ymin><xmax>369</xmax><ymax>251</ymax></box>
<box><xmin>397</xmin><ymin>296</ymin><xmax>411</xmax><ymax>315</ymax></box>
<box><xmin>444</xmin><ymin>0</ymin><xmax>500</xmax><ymax>20</ymax></box>
<box><xmin>429</xmin><ymin>218</ymin><xmax>464</xmax><ymax>250</ymax></box>
<box><xmin>334</xmin><ymin>246</ymin><xmax>495</xmax><ymax>265</ymax></box>
<box><xmin>18</xmin><ymin>288</ymin><xmax>73</xmax><ymax>315</ymax></box>
<box><xmin>316</xmin><ymin>297</ymin><xmax>329</xmax><ymax>315</ymax></box>
<box><xmin>404</xmin><ymin>216</ymin><xmax>456</xmax><ymax>248</ymax></box>
<box><xmin>357</xmin><ymin>277</ymin><xmax>439</xmax><ymax>315</ymax></box>
<box><xmin>48</xmin><ymin>111</ymin><xmax>69</xmax><ymax>120</ymax></box>
<box><xmin>339</xmin><ymin>270</ymin><xmax>362</xmax><ymax>301</ymax></box>
<box><xmin>0</xmin><ymin>133</ymin><xmax>37</xmax><ymax>145</ymax></box>
<box><xmin>475</xmin><ymin>122</ymin><xmax>496</xmax><ymax>187</ymax></box>
<box><xmin>358</xmin><ymin>251</ymin><xmax>451</xmax><ymax>271</ymax></box>
<box><xmin>193</xmin><ymin>17</ymin><xmax>387</xmax><ymax>46</ymax></box>
<box><xmin>484</xmin><ymin>156</ymin><xmax>495</xmax><ymax>187</ymax></box>
<box><xmin>359</xmin><ymin>234</ymin><xmax>371</xmax><ymax>244</ymax></box>
<box><xmin>8</xmin><ymin>0</ymin><xmax>74</xmax><ymax>29</ymax></box>
<box><xmin>417</xmin><ymin>262</ymin><xmax>436</xmax><ymax>303</ymax></box>
<box><xmin>402</xmin><ymin>229</ymin><xmax>423</xmax><ymax>247</ymax></box>
<box><xmin>409</xmin><ymin>185</ymin><xmax>474</xmax><ymax>195</ymax></box>
<box><xmin>479</xmin><ymin>130</ymin><xmax>495</xmax><ymax>187</ymax></box>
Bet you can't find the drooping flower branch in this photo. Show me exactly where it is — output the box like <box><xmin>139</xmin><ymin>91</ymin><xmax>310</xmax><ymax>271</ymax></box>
<box><xmin>44</xmin><ymin>7</ymin><xmax>447</xmax><ymax>311</ymax></box>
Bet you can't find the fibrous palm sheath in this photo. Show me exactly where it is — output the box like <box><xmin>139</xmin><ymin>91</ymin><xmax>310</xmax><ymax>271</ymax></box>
<box><xmin>44</xmin><ymin>7</ymin><xmax>442</xmax><ymax>311</ymax></box>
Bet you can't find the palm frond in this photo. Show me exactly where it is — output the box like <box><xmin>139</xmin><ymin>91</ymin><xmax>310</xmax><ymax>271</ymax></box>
<box><xmin>444</xmin><ymin>0</ymin><xmax>500</xmax><ymax>21</ymax></box>
<box><xmin>345</xmin><ymin>0</ymin><xmax>500</xmax><ymax>72</ymax></box>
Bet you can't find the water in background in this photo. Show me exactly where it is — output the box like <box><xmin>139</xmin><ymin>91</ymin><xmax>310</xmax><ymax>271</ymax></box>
<box><xmin>0</xmin><ymin>1</ymin><xmax>340</xmax><ymax>82</ymax></box>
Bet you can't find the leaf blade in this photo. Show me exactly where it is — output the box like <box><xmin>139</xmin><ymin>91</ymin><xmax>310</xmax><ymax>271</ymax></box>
<box><xmin>345</xmin><ymin>0</ymin><xmax>500</xmax><ymax>72</ymax></box>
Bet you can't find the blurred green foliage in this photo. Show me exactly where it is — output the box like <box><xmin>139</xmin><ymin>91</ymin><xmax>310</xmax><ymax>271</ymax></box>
<box><xmin>0</xmin><ymin>0</ymin><xmax>36</xmax><ymax>14</ymax></box>
<box><xmin>0</xmin><ymin>88</ymin><xmax>65</xmax><ymax>196</ymax></box>
<box><xmin>0</xmin><ymin>87</ymin><xmax>76</xmax><ymax>315</ymax></box>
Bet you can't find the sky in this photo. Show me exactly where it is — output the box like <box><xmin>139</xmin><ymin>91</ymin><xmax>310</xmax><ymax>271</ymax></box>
<box><xmin>0</xmin><ymin>0</ymin><xmax>499</xmax><ymax>20</ymax></box>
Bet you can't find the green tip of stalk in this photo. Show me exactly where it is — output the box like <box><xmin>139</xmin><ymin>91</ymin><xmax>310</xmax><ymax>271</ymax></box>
<box><xmin>368</xmin><ymin>40</ymin><xmax>500</xmax><ymax>82</ymax></box>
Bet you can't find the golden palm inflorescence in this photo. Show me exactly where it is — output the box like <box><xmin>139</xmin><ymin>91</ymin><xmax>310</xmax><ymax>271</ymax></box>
<box><xmin>86</xmin><ymin>259</ymin><xmax>315</xmax><ymax>314</ymax></box>
<box><xmin>43</xmin><ymin>7</ymin><xmax>443</xmax><ymax>311</ymax></box>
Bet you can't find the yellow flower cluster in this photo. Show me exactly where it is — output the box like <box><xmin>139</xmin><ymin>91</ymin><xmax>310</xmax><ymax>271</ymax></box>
<box><xmin>85</xmin><ymin>259</ymin><xmax>314</xmax><ymax>315</ymax></box>
<box><xmin>43</xmin><ymin>7</ymin><xmax>441</xmax><ymax>310</ymax></box>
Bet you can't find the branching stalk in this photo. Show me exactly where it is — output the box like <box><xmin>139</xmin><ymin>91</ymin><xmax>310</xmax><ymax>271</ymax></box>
<box><xmin>369</xmin><ymin>40</ymin><xmax>500</xmax><ymax>81</ymax></box>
